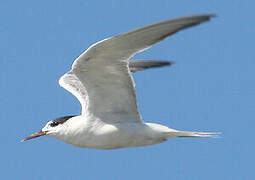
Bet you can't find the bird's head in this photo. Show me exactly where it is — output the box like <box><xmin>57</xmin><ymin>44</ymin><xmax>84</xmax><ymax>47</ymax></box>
<box><xmin>22</xmin><ymin>115</ymin><xmax>76</xmax><ymax>142</ymax></box>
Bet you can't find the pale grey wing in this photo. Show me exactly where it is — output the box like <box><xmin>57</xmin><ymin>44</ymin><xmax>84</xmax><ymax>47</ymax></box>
<box><xmin>60</xmin><ymin>14</ymin><xmax>214</xmax><ymax>123</ymax></box>
<box><xmin>129</xmin><ymin>60</ymin><xmax>174</xmax><ymax>72</ymax></box>
<box><xmin>59</xmin><ymin>72</ymin><xmax>88</xmax><ymax>112</ymax></box>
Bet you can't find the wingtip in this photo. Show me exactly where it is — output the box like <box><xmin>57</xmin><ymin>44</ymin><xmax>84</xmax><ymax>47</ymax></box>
<box><xmin>168</xmin><ymin>61</ymin><xmax>176</xmax><ymax>65</ymax></box>
<box><xmin>197</xmin><ymin>13</ymin><xmax>217</xmax><ymax>18</ymax></box>
<box><xmin>163</xmin><ymin>60</ymin><xmax>175</xmax><ymax>67</ymax></box>
<box><xmin>209</xmin><ymin>14</ymin><xmax>218</xmax><ymax>18</ymax></box>
<box><xmin>189</xmin><ymin>13</ymin><xmax>217</xmax><ymax>21</ymax></box>
<box><xmin>192</xmin><ymin>14</ymin><xmax>217</xmax><ymax>26</ymax></box>
<box><xmin>206</xmin><ymin>14</ymin><xmax>218</xmax><ymax>20</ymax></box>
<box><xmin>152</xmin><ymin>60</ymin><xmax>175</xmax><ymax>66</ymax></box>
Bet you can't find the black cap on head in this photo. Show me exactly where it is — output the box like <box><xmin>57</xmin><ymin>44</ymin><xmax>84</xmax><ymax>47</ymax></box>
<box><xmin>49</xmin><ymin>115</ymin><xmax>76</xmax><ymax>127</ymax></box>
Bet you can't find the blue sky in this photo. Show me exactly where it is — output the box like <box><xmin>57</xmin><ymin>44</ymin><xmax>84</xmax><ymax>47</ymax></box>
<box><xmin>1</xmin><ymin>0</ymin><xmax>254</xmax><ymax>179</ymax></box>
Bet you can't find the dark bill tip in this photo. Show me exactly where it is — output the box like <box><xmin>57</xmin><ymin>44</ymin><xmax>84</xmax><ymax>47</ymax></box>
<box><xmin>21</xmin><ymin>130</ymin><xmax>47</xmax><ymax>142</ymax></box>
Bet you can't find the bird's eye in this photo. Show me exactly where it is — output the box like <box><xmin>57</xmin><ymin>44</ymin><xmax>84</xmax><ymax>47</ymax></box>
<box><xmin>50</xmin><ymin>122</ymin><xmax>59</xmax><ymax>127</ymax></box>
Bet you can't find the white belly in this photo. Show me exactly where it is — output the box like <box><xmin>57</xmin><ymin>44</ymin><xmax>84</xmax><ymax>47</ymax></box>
<box><xmin>57</xmin><ymin>122</ymin><xmax>169</xmax><ymax>149</ymax></box>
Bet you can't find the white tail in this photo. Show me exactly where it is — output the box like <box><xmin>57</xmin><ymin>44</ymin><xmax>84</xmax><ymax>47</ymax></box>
<box><xmin>167</xmin><ymin>131</ymin><xmax>220</xmax><ymax>138</ymax></box>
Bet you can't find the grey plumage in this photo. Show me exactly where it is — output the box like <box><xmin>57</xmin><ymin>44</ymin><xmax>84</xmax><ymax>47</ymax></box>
<box><xmin>129</xmin><ymin>60</ymin><xmax>174</xmax><ymax>72</ymax></box>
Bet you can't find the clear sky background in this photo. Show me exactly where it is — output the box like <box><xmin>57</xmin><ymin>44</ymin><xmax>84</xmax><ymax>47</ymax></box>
<box><xmin>1</xmin><ymin>0</ymin><xmax>254</xmax><ymax>179</ymax></box>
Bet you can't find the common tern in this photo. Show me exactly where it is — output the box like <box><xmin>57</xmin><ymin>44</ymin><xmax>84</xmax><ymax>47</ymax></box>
<box><xmin>23</xmin><ymin>14</ymin><xmax>218</xmax><ymax>149</ymax></box>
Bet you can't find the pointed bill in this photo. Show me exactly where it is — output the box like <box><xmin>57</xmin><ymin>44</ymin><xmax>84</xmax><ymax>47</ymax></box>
<box><xmin>21</xmin><ymin>130</ymin><xmax>47</xmax><ymax>142</ymax></box>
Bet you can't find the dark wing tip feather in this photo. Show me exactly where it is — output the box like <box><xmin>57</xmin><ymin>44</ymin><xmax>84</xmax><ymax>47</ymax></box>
<box><xmin>129</xmin><ymin>60</ymin><xmax>175</xmax><ymax>73</ymax></box>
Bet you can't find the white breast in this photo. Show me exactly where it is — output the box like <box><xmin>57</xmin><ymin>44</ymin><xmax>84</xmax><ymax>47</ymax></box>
<box><xmin>49</xmin><ymin>116</ymin><xmax>169</xmax><ymax>149</ymax></box>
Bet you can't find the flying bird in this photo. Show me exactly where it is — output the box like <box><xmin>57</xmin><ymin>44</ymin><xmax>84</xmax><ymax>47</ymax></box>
<box><xmin>23</xmin><ymin>14</ymin><xmax>218</xmax><ymax>149</ymax></box>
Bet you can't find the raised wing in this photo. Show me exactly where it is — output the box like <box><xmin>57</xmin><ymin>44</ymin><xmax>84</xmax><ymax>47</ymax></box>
<box><xmin>59</xmin><ymin>14</ymin><xmax>214</xmax><ymax>123</ymax></box>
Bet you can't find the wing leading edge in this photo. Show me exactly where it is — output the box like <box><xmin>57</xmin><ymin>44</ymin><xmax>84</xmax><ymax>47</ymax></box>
<box><xmin>59</xmin><ymin>14</ymin><xmax>214</xmax><ymax>123</ymax></box>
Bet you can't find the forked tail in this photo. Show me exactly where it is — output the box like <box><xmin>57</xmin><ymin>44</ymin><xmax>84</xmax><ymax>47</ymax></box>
<box><xmin>167</xmin><ymin>131</ymin><xmax>220</xmax><ymax>138</ymax></box>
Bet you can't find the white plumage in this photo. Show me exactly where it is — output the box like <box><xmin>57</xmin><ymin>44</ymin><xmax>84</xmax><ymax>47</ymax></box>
<box><xmin>23</xmin><ymin>14</ymin><xmax>219</xmax><ymax>149</ymax></box>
